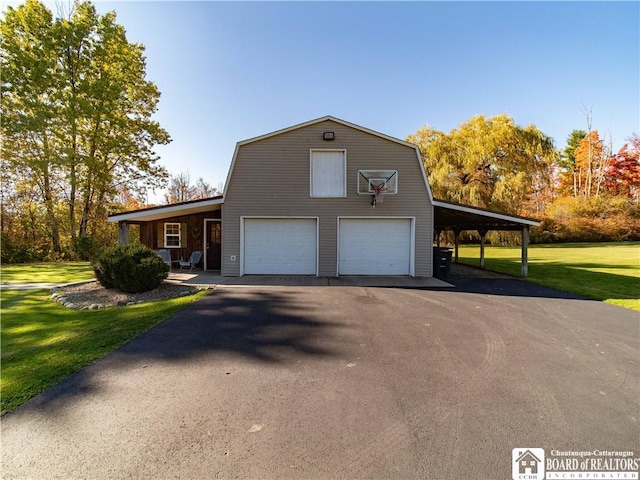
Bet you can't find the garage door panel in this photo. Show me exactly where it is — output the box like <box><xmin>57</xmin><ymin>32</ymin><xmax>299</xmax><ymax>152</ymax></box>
<box><xmin>339</xmin><ymin>219</ymin><xmax>411</xmax><ymax>275</ymax></box>
<box><xmin>244</xmin><ymin>219</ymin><xmax>317</xmax><ymax>275</ymax></box>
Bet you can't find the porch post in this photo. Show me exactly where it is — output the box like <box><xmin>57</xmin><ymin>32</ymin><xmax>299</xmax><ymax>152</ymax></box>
<box><xmin>435</xmin><ymin>229</ymin><xmax>442</xmax><ymax>248</ymax></box>
<box><xmin>118</xmin><ymin>221</ymin><xmax>129</xmax><ymax>245</ymax></box>
<box><xmin>453</xmin><ymin>229</ymin><xmax>461</xmax><ymax>263</ymax></box>
<box><xmin>478</xmin><ymin>229</ymin><xmax>488</xmax><ymax>269</ymax></box>
<box><xmin>521</xmin><ymin>226</ymin><xmax>529</xmax><ymax>277</ymax></box>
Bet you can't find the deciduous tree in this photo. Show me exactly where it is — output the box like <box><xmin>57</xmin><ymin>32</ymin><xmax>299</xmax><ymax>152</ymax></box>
<box><xmin>1</xmin><ymin>0</ymin><xmax>170</xmax><ymax>257</ymax></box>
<box><xmin>558</xmin><ymin>129</ymin><xmax>587</xmax><ymax>196</ymax></box>
<box><xmin>164</xmin><ymin>171</ymin><xmax>219</xmax><ymax>204</ymax></box>
<box><xmin>573</xmin><ymin>131</ymin><xmax>611</xmax><ymax>197</ymax></box>
<box><xmin>605</xmin><ymin>134</ymin><xmax>640</xmax><ymax>198</ymax></box>
<box><xmin>407</xmin><ymin>114</ymin><xmax>557</xmax><ymax>214</ymax></box>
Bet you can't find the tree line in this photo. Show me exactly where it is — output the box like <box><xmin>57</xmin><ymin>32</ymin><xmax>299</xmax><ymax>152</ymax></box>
<box><xmin>1</xmin><ymin>1</ymin><xmax>224</xmax><ymax>263</ymax></box>
<box><xmin>407</xmin><ymin>115</ymin><xmax>639</xmax><ymax>244</ymax></box>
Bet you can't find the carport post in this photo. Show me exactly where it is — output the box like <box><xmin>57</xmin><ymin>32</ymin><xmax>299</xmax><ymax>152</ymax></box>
<box><xmin>453</xmin><ymin>229</ymin><xmax>461</xmax><ymax>263</ymax></box>
<box><xmin>478</xmin><ymin>229</ymin><xmax>488</xmax><ymax>269</ymax></box>
<box><xmin>521</xmin><ymin>226</ymin><xmax>529</xmax><ymax>277</ymax></box>
<box><xmin>118</xmin><ymin>221</ymin><xmax>129</xmax><ymax>245</ymax></box>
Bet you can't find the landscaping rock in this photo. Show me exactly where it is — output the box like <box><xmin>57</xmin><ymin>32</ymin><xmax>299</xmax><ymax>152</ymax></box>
<box><xmin>49</xmin><ymin>281</ymin><xmax>203</xmax><ymax>310</ymax></box>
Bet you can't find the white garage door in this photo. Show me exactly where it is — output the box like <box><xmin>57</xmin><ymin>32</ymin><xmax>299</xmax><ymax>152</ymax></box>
<box><xmin>339</xmin><ymin>218</ymin><xmax>412</xmax><ymax>275</ymax></box>
<box><xmin>243</xmin><ymin>218</ymin><xmax>317</xmax><ymax>275</ymax></box>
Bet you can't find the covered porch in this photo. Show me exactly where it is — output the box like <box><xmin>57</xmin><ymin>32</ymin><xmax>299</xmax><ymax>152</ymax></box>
<box><xmin>433</xmin><ymin>199</ymin><xmax>541</xmax><ymax>277</ymax></box>
<box><xmin>108</xmin><ymin>196</ymin><xmax>224</xmax><ymax>271</ymax></box>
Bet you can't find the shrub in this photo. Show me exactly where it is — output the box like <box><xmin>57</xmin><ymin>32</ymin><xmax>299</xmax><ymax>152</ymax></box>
<box><xmin>93</xmin><ymin>244</ymin><xmax>169</xmax><ymax>293</ymax></box>
<box><xmin>74</xmin><ymin>236</ymin><xmax>105</xmax><ymax>262</ymax></box>
<box><xmin>0</xmin><ymin>234</ymin><xmax>50</xmax><ymax>263</ymax></box>
<box><xmin>531</xmin><ymin>211</ymin><xmax>640</xmax><ymax>243</ymax></box>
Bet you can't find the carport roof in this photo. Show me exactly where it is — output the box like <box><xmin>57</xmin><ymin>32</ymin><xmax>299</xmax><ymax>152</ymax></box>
<box><xmin>433</xmin><ymin>199</ymin><xmax>540</xmax><ymax>231</ymax></box>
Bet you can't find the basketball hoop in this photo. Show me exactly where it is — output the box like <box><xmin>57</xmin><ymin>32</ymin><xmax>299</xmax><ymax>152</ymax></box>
<box><xmin>371</xmin><ymin>185</ymin><xmax>387</xmax><ymax>208</ymax></box>
<box><xmin>358</xmin><ymin>170</ymin><xmax>397</xmax><ymax>207</ymax></box>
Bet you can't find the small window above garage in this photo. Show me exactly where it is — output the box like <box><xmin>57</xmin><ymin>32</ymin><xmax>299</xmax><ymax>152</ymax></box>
<box><xmin>310</xmin><ymin>149</ymin><xmax>346</xmax><ymax>197</ymax></box>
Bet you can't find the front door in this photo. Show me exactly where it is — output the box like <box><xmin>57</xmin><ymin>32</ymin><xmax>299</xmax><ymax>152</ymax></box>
<box><xmin>206</xmin><ymin>221</ymin><xmax>222</xmax><ymax>270</ymax></box>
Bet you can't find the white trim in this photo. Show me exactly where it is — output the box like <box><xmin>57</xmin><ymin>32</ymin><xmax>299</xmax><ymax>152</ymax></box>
<box><xmin>240</xmin><ymin>216</ymin><xmax>320</xmax><ymax>276</ymax></box>
<box><xmin>108</xmin><ymin>197</ymin><xmax>224</xmax><ymax>223</ymax></box>
<box><xmin>309</xmin><ymin>149</ymin><xmax>347</xmax><ymax>198</ymax></box>
<box><xmin>414</xmin><ymin>146</ymin><xmax>434</xmax><ymax>203</ymax></box>
<box><xmin>433</xmin><ymin>200</ymin><xmax>541</xmax><ymax>227</ymax></box>
<box><xmin>203</xmin><ymin>219</ymin><xmax>222</xmax><ymax>271</ymax></box>
<box><xmin>222</xmin><ymin>143</ymin><xmax>241</xmax><ymax>199</ymax></box>
<box><xmin>223</xmin><ymin>116</ymin><xmax>433</xmax><ymax>203</ymax></box>
<box><xmin>336</xmin><ymin>216</ymin><xmax>415</xmax><ymax>277</ymax></box>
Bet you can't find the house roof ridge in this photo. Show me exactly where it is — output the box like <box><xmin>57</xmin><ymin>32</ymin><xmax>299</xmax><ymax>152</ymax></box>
<box><xmin>236</xmin><ymin>115</ymin><xmax>418</xmax><ymax>149</ymax></box>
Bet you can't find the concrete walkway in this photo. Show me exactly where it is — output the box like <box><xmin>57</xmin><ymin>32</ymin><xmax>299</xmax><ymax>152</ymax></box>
<box><xmin>166</xmin><ymin>271</ymin><xmax>453</xmax><ymax>288</ymax></box>
<box><xmin>1</xmin><ymin>272</ymin><xmax>451</xmax><ymax>291</ymax></box>
<box><xmin>0</xmin><ymin>279</ymin><xmax>94</xmax><ymax>291</ymax></box>
<box><xmin>2</xmin><ymin>263</ymin><xmax>500</xmax><ymax>291</ymax></box>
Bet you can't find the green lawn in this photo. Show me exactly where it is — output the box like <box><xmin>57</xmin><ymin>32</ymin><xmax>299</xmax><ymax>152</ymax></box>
<box><xmin>457</xmin><ymin>242</ymin><xmax>640</xmax><ymax>311</ymax></box>
<box><xmin>1</xmin><ymin>262</ymin><xmax>94</xmax><ymax>284</ymax></box>
<box><xmin>1</xmin><ymin>288</ymin><xmax>209</xmax><ymax>414</ymax></box>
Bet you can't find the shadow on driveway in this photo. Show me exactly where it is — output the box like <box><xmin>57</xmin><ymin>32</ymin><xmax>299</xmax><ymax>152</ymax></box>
<box><xmin>443</xmin><ymin>278</ymin><xmax>588</xmax><ymax>300</ymax></box>
<box><xmin>16</xmin><ymin>288</ymin><xmax>346</xmax><ymax>415</ymax></box>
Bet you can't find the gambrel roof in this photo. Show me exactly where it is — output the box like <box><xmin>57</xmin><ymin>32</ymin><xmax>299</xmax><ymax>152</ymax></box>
<box><xmin>222</xmin><ymin>115</ymin><xmax>433</xmax><ymax>201</ymax></box>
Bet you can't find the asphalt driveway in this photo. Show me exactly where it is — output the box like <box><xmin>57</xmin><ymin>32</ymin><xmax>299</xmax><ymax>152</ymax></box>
<box><xmin>2</xmin><ymin>280</ymin><xmax>639</xmax><ymax>479</ymax></box>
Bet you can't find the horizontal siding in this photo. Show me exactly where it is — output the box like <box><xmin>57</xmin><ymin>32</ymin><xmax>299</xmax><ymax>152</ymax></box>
<box><xmin>223</xmin><ymin>120</ymin><xmax>433</xmax><ymax>276</ymax></box>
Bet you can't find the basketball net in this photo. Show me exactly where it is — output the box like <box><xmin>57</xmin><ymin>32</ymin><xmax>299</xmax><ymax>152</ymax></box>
<box><xmin>371</xmin><ymin>185</ymin><xmax>387</xmax><ymax>208</ymax></box>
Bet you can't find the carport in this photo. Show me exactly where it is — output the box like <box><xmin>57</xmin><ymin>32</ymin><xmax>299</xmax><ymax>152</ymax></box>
<box><xmin>433</xmin><ymin>199</ymin><xmax>541</xmax><ymax>277</ymax></box>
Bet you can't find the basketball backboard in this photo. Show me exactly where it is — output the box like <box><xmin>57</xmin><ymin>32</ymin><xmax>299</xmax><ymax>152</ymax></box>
<box><xmin>357</xmin><ymin>170</ymin><xmax>398</xmax><ymax>195</ymax></box>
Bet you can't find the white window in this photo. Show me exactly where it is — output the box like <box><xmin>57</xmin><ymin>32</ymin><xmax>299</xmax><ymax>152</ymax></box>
<box><xmin>164</xmin><ymin>223</ymin><xmax>181</xmax><ymax>248</ymax></box>
<box><xmin>310</xmin><ymin>150</ymin><xmax>346</xmax><ymax>197</ymax></box>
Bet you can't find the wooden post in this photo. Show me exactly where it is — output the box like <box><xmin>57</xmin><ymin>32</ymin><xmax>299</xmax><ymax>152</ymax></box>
<box><xmin>521</xmin><ymin>226</ymin><xmax>529</xmax><ymax>277</ymax></box>
<box><xmin>435</xmin><ymin>229</ymin><xmax>442</xmax><ymax>248</ymax></box>
<box><xmin>118</xmin><ymin>221</ymin><xmax>129</xmax><ymax>245</ymax></box>
<box><xmin>478</xmin><ymin>229</ymin><xmax>488</xmax><ymax>269</ymax></box>
<box><xmin>453</xmin><ymin>229</ymin><xmax>461</xmax><ymax>263</ymax></box>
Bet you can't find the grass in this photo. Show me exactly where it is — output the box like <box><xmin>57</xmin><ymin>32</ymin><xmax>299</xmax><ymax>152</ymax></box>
<box><xmin>1</xmin><ymin>262</ymin><xmax>94</xmax><ymax>284</ymax></box>
<box><xmin>1</xmin><ymin>288</ymin><xmax>209</xmax><ymax>414</ymax></box>
<box><xmin>456</xmin><ymin>242</ymin><xmax>640</xmax><ymax>311</ymax></box>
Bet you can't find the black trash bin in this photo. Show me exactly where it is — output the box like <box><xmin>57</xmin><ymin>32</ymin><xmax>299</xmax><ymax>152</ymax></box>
<box><xmin>433</xmin><ymin>247</ymin><xmax>452</xmax><ymax>279</ymax></box>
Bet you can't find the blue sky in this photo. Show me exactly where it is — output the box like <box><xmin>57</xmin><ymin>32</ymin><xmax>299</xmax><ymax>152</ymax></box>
<box><xmin>4</xmin><ymin>1</ymin><xmax>639</xmax><ymax>202</ymax></box>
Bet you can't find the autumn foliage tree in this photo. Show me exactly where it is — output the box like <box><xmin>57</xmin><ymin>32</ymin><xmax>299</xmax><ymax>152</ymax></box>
<box><xmin>604</xmin><ymin>134</ymin><xmax>640</xmax><ymax>198</ymax></box>
<box><xmin>407</xmin><ymin>114</ymin><xmax>557</xmax><ymax>215</ymax></box>
<box><xmin>1</xmin><ymin>0</ymin><xmax>170</xmax><ymax>260</ymax></box>
<box><xmin>558</xmin><ymin>129</ymin><xmax>586</xmax><ymax>196</ymax></box>
<box><xmin>408</xmin><ymin>113</ymin><xmax>638</xmax><ymax>244</ymax></box>
<box><xmin>573</xmin><ymin>131</ymin><xmax>611</xmax><ymax>197</ymax></box>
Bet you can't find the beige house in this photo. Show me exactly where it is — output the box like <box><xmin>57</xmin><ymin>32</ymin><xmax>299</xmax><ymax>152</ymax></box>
<box><xmin>109</xmin><ymin>116</ymin><xmax>539</xmax><ymax>277</ymax></box>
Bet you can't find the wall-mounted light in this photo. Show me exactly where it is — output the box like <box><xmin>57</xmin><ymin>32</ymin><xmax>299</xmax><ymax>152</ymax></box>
<box><xmin>323</xmin><ymin>132</ymin><xmax>335</xmax><ymax>141</ymax></box>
